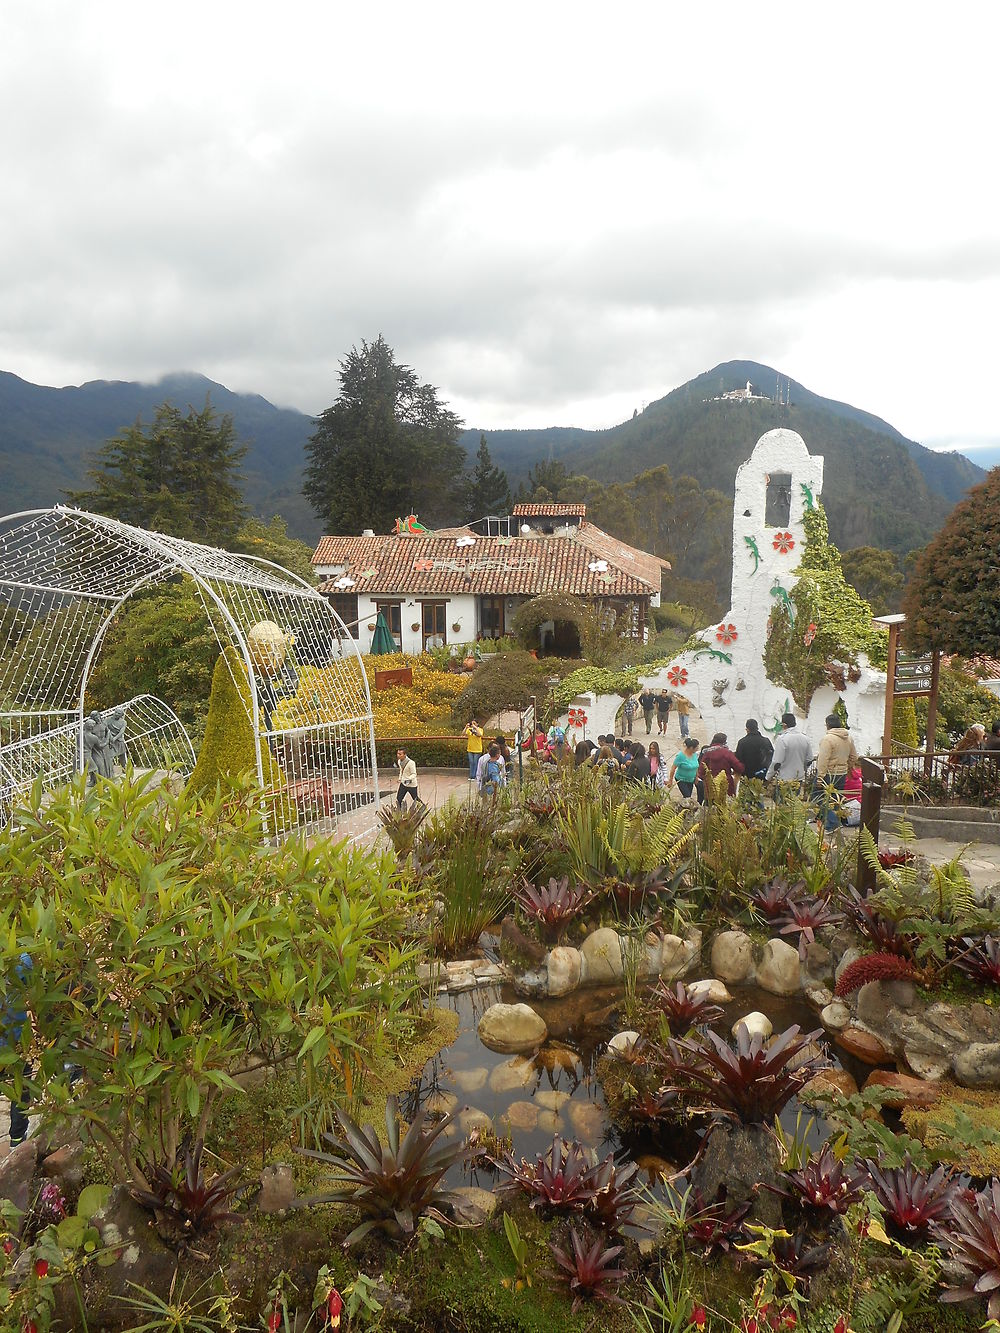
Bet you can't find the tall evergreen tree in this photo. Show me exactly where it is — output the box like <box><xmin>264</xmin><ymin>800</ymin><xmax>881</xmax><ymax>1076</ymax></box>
<box><xmin>303</xmin><ymin>335</ymin><xmax>465</xmax><ymax>534</ymax></box>
<box><xmin>903</xmin><ymin>468</ymin><xmax>1000</xmax><ymax>655</ymax></box>
<box><xmin>463</xmin><ymin>434</ymin><xmax>511</xmax><ymax>520</ymax></box>
<box><xmin>68</xmin><ymin>399</ymin><xmax>247</xmax><ymax>545</ymax></box>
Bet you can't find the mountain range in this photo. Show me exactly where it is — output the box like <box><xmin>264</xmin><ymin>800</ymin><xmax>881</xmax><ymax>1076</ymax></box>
<box><xmin>0</xmin><ymin>360</ymin><xmax>985</xmax><ymax>557</ymax></box>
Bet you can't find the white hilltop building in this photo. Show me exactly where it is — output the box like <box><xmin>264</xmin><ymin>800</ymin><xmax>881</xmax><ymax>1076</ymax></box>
<box><xmin>567</xmin><ymin>428</ymin><xmax>888</xmax><ymax>756</ymax></box>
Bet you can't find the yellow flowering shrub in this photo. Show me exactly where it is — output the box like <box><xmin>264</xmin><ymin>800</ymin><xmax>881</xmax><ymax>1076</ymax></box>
<box><xmin>362</xmin><ymin>654</ymin><xmax>467</xmax><ymax>737</ymax></box>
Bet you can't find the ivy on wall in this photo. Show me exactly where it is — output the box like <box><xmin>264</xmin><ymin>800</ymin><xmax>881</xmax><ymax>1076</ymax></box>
<box><xmin>763</xmin><ymin>505</ymin><xmax>888</xmax><ymax>712</ymax></box>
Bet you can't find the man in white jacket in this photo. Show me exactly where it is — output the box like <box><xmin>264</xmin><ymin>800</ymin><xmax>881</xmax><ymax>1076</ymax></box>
<box><xmin>396</xmin><ymin>748</ymin><xmax>420</xmax><ymax>807</ymax></box>
<box><xmin>765</xmin><ymin>713</ymin><xmax>814</xmax><ymax>790</ymax></box>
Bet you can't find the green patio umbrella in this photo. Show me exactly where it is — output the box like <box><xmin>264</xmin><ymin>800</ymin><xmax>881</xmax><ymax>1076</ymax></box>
<box><xmin>370</xmin><ymin>609</ymin><xmax>398</xmax><ymax>655</ymax></box>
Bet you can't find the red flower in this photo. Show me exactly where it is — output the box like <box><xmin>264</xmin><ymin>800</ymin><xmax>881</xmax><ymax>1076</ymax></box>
<box><xmin>833</xmin><ymin>1318</ymin><xmax>849</xmax><ymax>1333</ymax></box>
<box><xmin>33</xmin><ymin>1259</ymin><xmax>48</xmax><ymax>1278</ymax></box>
<box><xmin>742</xmin><ymin>1318</ymin><xmax>758</xmax><ymax>1333</ymax></box>
<box><xmin>803</xmin><ymin>622</ymin><xmax>817</xmax><ymax>646</ymax></box>
<box><xmin>2</xmin><ymin>1238</ymin><xmax>12</xmax><ymax>1255</ymax></box>
<box><xmin>716</xmin><ymin>622</ymin><xmax>739</xmax><ymax>645</ymax></box>
<box><xmin>327</xmin><ymin>1288</ymin><xmax>343</xmax><ymax>1319</ymax></box>
<box><xmin>667</xmin><ymin>665</ymin><xmax>688</xmax><ymax>687</ymax></box>
<box><xmin>690</xmin><ymin>1306</ymin><xmax>707</xmax><ymax>1328</ymax></box>
<box><xmin>23</xmin><ymin>1322</ymin><xmax>37</xmax><ymax>1333</ymax></box>
<box><xmin>773</xmin><ymin>531</ymin><xmax>795</xmax><ymax>554</ymax></box>
<box><xmin>413</xmin><ymin>558</ymin><xmax>434</xmax><ymax>572</ymax></box>
<box><xmin>267</xmin><ymin>1313</ymin><xmax>281</xmax><ymax>1333</ymax></box>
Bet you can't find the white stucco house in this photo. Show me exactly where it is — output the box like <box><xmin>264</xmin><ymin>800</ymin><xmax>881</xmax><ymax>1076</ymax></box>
<box><xmin>311</xmin><ymin>503</ymin><xmax>668</xmax><ymax>656</ymax></box>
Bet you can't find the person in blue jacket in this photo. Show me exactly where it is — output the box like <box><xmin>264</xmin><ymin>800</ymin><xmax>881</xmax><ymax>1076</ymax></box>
<box><xmin>1</xmin><ymin>953</ymin><xmax>32</xmax><ymax>1146</ymax></box>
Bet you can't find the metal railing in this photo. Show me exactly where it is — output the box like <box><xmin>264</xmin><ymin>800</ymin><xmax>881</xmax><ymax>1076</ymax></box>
<box><xmin>878</xmin><ymin>749</ymin><xmax>1000</xmax><ymax>807</ymax></box>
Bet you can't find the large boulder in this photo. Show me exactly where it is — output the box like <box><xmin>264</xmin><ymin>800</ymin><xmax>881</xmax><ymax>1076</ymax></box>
<box><xmin>478</xmin><ymin>1002</ymin><xmax>548</xmax><ymax>1054</ymax></box>
<box><xmin>580</xmin><ymin>928</ymin><xmax>624</xmax><ymax>984</ymax></box>
<box><xmin>547</xmin><ymin>946</ymin><xmax>582</xmax><ymax>997</ymax></box>
<box><xmin>660</xmin><ymin>930</ymin><xmax>700</xmax><ymax>981</ymax></box>
<box><xmin>755</xmin><ymin>939</ymin><xmax>801</xmax><ymax>995</ymax></box>
<box><xmin>711</xmin><ymin>930</ymin><xmax>754</xmax><ymax>984</ymax></box>
<box><xmin>0</xmin><ymin>1140</ymin><xmax>39</xmax><ymax>1223</ymax></box>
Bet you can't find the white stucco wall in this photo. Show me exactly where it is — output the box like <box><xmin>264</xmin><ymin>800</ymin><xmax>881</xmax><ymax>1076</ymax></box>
<box><xmin>560</xmin><ymin>429</ymin><xmax>888</xmax><ymax>757</ymax></box>
<box><xmin>351</xmin><ymin>593</ymin><xmax>479</xmax><ymax>656</ymax></box>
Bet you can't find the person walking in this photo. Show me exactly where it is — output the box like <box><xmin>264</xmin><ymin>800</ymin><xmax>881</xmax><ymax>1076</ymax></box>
<box><xmin>639</xmin><ymin>687</ymin><xmax>657</xmax><ymax>735</ymax></box>
<box><xmin>463</xmin><ymin>720</ymin><xmax>484</xmax><ymax>780</ymax></box>
<box><xmin>735</xmin><ymin>719</ymin><xmax>773</xmax><ymax>779</ymax></box>
<box><xmin>697</xmin><ymin>733</ymin><xmax>745</xmax><ymax>801</ymax></box>
<box><xmin>815</xmin><ymin>713</ymin><xmax>859</xmax><ymax>833</ymax></box>
<box><xmin>674</xmin><ymin>694</ymin><xmax>691</xmax><ymax>739</ymax></box>
<box><xmin>648</xmin><ymin>740</ymin><xmax>662</xmax><ymax>786</ymax></box>
<box><xmin>666</xmin><ymin>736</ymin><xmax>701</xmax><ymax>798</ymax></box>
<box><xmin>625</xmin><ymin>741</ymin><xmax>651</xmax><ymax>784</ymax></box>
<box><xmin>395</xmin><ymin>747</ymin><xmax>420</xmax><ymax>808</ymax></box>
<box><xmin>766</xmin><ymin>713</ymin><xmax>815</xmax><ymax>790</ymax></box>
<box><xmin>482</xmin><ymin>743</ymin><xmax>505</xmax><ymax>796</ymax></box>
<box><xmin>656</xmin><ymin>689</ymin><xmax>672</xmax><ymax>735</ymax></box>
<box><xmin>622</xmin><ymin>695</ymin><xmax>637</xmax><ymax>736</ymax></box>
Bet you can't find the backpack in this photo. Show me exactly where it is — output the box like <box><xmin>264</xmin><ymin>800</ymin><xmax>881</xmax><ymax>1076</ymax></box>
<box><xmin>484</xmin><ymin>758</ymin><xmax>502</xmax><ymax>789</ymax></box>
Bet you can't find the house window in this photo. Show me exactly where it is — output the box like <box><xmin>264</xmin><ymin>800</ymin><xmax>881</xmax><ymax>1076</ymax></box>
<box><xmin>765</xmin><ymin>472</ymin><xmax>792</xmax><ymax>528</ymax></box>
<box><xmin>326</xmin><ymin>593</ymin><xmax>359</xmax><ymax>639</ymax></box>
<box><xmin>480</xmin><ymin>596</ymin><xmax>505</xmax><ymax>640</ymax></box>
<box><xmin>421</xmin><ymin>601</ymin><xmax>447</xmax><ymax>651</ymax></box>
<box><xmin>375</xmin><ymin>600</ymin><xmax>402</xmax><ymax>644</ymax></box>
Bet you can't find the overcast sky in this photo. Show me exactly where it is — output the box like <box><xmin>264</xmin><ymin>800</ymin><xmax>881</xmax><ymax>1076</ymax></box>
<box><xmin>2</xmin><ymin>2</ymin><xmax>997</xmax><ymax>456</ymax></box>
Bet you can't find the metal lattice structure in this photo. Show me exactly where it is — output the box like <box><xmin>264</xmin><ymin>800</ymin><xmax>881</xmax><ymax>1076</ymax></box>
<box><xmin>0</xmin><ymin>507</ymin><xmax>380</xmax><ymax>839</ymax></box>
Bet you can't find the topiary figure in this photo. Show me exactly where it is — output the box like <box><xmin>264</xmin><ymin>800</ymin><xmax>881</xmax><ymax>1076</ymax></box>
<box><xmin>764</xmin><ymin>505</ymin><xmax>888</xmax><ymax>713</ymax></box>
<box><xmin>834</xmin><ymin>952</ymin><xmax>920</xmax><ymax>997</ymax></box>
<box><xmin>188</xmin><ymin>648</ymin><xmax>291</xmax><ymax>827</ymax></box>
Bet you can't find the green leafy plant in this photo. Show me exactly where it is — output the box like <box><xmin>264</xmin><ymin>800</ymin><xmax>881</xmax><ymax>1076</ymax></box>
<box><xmin>418</xmin><ymin>803</ymin><xmax>514</xmax><ymax>955</ymax></box>
<box><xmin>298</xmin><ymin>1093</ymin><xmax>469</xmax><ymax>1245</ymax></box>
<box><xmin>501</xmin><ymin>1212</ymin><xmax>533</xmax><ymax>1290</ymax></box>
<box><xmin>376</xmin><ymin>797</ymin><xmax>430</xmax><ymax>862</ymax></box>
<box><xmin>0</xmin><ymin>771</ymin><xmax>422</xmax><ymax>1196</ymax></box>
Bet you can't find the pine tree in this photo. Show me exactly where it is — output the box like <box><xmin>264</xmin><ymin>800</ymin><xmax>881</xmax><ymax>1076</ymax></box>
<box><xmin>463</xmin><ymin>435</ymin><xmax>511</xmax><ymax>520</ymax></box>
<box><xmin>303</xmin><ymin>335</ymin><xmax>465</xmax><ymax>534</ymax></box>
<box><xmin>68</xmin><ymin>399</ymin><xmax>247</xmax><ymax>545</ymax></box>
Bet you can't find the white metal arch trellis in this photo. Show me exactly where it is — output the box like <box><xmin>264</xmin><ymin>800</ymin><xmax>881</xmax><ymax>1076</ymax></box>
<box><xmin>0</xmin><ymin>507</ymin><xmax>380</xmax><ymax>839</ymax></box>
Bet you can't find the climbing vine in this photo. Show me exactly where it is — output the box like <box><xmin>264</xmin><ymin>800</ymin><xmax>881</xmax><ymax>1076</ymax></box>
<box><xmin>763</xmin><ymin>505</ymin><xmax>887</xmax><ymax>711</ymax></box>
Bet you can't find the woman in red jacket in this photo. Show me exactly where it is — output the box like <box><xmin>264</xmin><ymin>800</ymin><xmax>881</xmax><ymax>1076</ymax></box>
<box><xmin>697</xmin><ymin>732</ymin><xmax>745</xmax><ymax>802</ymax></box>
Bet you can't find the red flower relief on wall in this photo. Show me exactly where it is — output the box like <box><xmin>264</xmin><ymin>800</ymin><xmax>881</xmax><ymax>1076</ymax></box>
<box><xmin>772</xmin><ymin>531</ymin><xmax>795</xmax><ymax>554</ymax></box>
<box><xmin>667</xmin><ymin>665</ymin><xmax>688</xmax><ymax>686</ymax></box>
<box><xmin>413</xmin><ymin>558</ymin><xmax>434</xmax><ymax>571</ymax></box>
<box><xmin>716</xmin><ymin>623</ymin><xmax>738</xmax><ymax>645</ymax></box>
<box><xmin>803</xmin><ymin>622</ymin><xmax>817</xmax><ymax>646</ymax></box>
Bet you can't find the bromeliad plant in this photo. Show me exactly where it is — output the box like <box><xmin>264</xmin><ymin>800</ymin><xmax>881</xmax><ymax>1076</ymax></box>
<box><xmin>0</xmin><ymin>772</ymin><xmax>423</xmax><ymax>1199</ymax></box>
<box><xmin>497</xmin><ymin>1136</ymin><xmax>642</xmax><ymax>1234</ymax></box>
<box><xmin>662</xmin><ymin>1025</ymin><xmax>828</xmax><ymax>1125</ymax></box>
<box><xmin>749</xmin><ymin>877</ymin><xmax>806</xmax><ymax>921</ymax></box>
<box><xmin>777</xmin><ymin>895</ymin><xmax>843</xmax><ymax>958</ymax></box>
<box><xmin>860</xmin><ymin>1154</ymin><xmax>957</xmax><ymax>1239</ymax></box>
<box><xmin>132</xmin><ymin>1139</ymin><xmax>242</xmax><ymax>1247</ymax></box>
<box><xmin>674</xmin><ymin>1184</ymin><xmax>752</xmax><ymax>1255</ymax></box>
<box><xmin>933</xmin><ymin>1178</ymin><xmax>1000</xmax><ymax>1322</ymax></box>
<box><xmin>299</xmin><ymin>1094</ymin><xmax>469</xmax><ymax>1245</ymax></box>
<box><xmin>651</xmin><ymin>980</ymin><xmax>725</xmax><ymax>1032</ymax></box>
<box><xmin>550</xmin><ymin>1226</ymin><xmax>626</xmax><ymax>1314</ymax></box>
<box><xmin>955</xmin><ymin>934</ymin><xmax>1000</xmax><ymax>987</ymax></box>
<box><xmin>778</xmin><ymin>1145</ymin><xmax>867</xmax><ymax>1218</ymax></box>
<box><xmin>511</xmin><ymin>876</ymin><xmax>594</xmax><ymax>945</ymax></box>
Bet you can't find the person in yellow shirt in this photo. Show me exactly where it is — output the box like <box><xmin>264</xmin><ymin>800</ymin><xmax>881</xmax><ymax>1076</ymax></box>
<box><xmin>674</xmin><ymin>695</ymin><xmax>691</xmax><ymax>738</ymax></box>
<box><xmin>464</xmin><ymin>720</ymin><xmax>484</xmax><ymax>779</ymax></box>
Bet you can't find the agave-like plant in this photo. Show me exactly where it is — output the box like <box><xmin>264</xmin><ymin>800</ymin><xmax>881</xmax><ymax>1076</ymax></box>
<box><xmin>550</xmin><ymin>1226</ymin><xmax>626</xmax><ymax>1314</ymax></box>
<box><xmin>662</xmin><ymin>1025</ymin><xmax>828</xmax><ymax>1125</ymax></box>
<box><xmin>933</xmin><ymin>1179</ymin><xmax>1000</xmax><ymax>1321</ymax></box>
<box><xmin>496</xmin><ymin>1136</ymin><xmax>599</xmax><ymax>1215</ymax></box>
<box><xmin>586</xmin><ymin>1155</ymin><xmax>643</xmax><ymax>1235</ymax></box>
<box><xmin>749</xmin><ymin>877</ymin><xmax>806</xmax><ymax>920</ymax></box>
<box><xmin>297</xmin><ymin>1094</ymin><xmax>469</xmax><ymax>1245</ymax></box>
<box><xmin>878</xmin><ymin>848</ymin><xmax>916</xmax><ymax>870</ymax></box>
<box><xmin>511</xmin><ymin>876</ymin><xmax>593</xmax><ymax>944</ymax></box>
<box><xmin>677</xmin><ymin>1184</ymin><xmax>751</xmax><ymax>1254</ymax></box>
<box><xmin>777</xmin><ymin>896</ymin><xmax>843</xmax><ymax>958</ymax></box>
<box><xmin>132</xmin><ymin>1140</ymin><xmax>242</xmax><ymax>1244</ymax></box>
<box><xmin>651</xmin><ymin>980</ymin><xmax>725</xmax><ymax>1032</ymax></box>
<box><xmin>955</xmin><ymin>935</ymin><xmax>1000</xmax><ymax>987</ymax></box>
<box><xmin>762</xmin><ymin>1232</ymin><xmax>834</xmax><ymax>1289</ymax></box>
<box><xmin>376</xmin><ymin>799</ymin><xmax>429</xmax><ymax>861</ymax></box>
<box><xmin>624</xmin><ymin>1085</ymin><xmax>679</xmax><ymax>1126</ymax></box>
<box><xmin>860</xmin><ymin>1154</ymin><xmax>957</xmax><ymax>1238</ymax></box>
<box><xmin>840</xmin><ymin>885</ymin><xmax>915</xmax><ymax>958</ymax></box>
<box><xmin>780</xmin><ymin>1145</ymin><xmax>867</xmax><ymax>1217</ymax></box>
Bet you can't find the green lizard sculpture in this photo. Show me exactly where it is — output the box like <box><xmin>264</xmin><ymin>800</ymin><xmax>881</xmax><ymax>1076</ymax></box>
<box><xmin>744</xmin><ymin>534</ymin><xmax>762</xmax><ymax>574</ymax></box>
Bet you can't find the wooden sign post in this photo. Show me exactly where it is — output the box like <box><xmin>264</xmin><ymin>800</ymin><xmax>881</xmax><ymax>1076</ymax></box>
<box><xmin>874</xmin><ymin>613</ymin><xmax>940</xmax><ymax>770</ymax></box>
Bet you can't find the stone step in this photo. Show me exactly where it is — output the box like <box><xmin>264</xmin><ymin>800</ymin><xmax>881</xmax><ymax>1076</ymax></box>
<box><xmin>882</xmin><ymin>805</ymin><xmax>1000</xmax><ymax>847</ymax></box>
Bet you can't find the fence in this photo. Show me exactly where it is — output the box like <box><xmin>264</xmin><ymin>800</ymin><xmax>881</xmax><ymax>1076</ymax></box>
<box><xmin>879</xmin><ymin>750</ymin><xmax>1000</xmax><ymax>807</ymax></box>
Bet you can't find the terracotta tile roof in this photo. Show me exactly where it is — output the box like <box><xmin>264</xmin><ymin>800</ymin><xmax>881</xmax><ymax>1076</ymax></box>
<box><xmin>313</xmin><ymin>531</ymin><xmax>656</xmax><ymax>597</ymax></box>
<box><xmin>512</xmin><ymin>502</ymin><xmax>587</xmax><ymax>518</ymax></box>
<box><xmin>572</xmin><ymin>524</ymin><xmax>670</xmax><ymax>583</ymax></box>
<box><xmin>973</xmin><ymin>656</ymin><xmax>1000</xmax><ymax>679</ymax></box>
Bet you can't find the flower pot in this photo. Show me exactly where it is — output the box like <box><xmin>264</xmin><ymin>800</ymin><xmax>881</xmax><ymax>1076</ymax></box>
<box><xmin>410</xmin><ymin>623</ymin><xmax>420</xmax><ymax>632</ymax></box>
<box><xmin>452</xmin><ymin>623</ymin><xmax>461</xmax><ymax>633</ymax></box>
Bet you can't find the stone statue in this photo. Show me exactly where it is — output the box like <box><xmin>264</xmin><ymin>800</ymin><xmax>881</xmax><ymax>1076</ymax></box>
<box><xmin>82</xmin><ymin>708</ymin><xmax>126</xmax><ymax>782</ymax></box>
